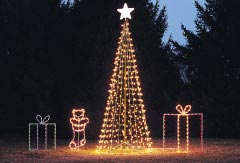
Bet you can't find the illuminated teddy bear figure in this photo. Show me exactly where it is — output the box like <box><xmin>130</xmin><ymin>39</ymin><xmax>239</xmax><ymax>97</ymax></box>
<box><xmin>69</xmin><ymin>108</ymin><xmax>89</xmax><ymax>149</ymax></box>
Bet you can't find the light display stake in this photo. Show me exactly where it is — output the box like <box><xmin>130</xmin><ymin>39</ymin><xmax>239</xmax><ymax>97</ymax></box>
<box><xmin>163</xmin><ymin>105</ymin><xmax>203</xmax><ymax>152</ymax></box>
<box><xmin>69</xmin><ymin>108</ymin><xmax>89</xmax><ymax>150</ymax></box>
<box><xmin>29</xmin><ymin>115</ymin><xmax>56</xmax><ymax>151</ymax></box>
<box><xmin>98</xmin><ymin>3</ymin><xmax>152</xmax><ymax>152</ymax></box>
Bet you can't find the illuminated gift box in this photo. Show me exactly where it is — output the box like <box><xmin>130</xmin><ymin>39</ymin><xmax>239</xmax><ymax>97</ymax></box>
<box><xmin>163</xmin><ymin>105</ymin><xmax>203</xmax><ymax>152</ymax></box>
<box><xmin>28</xmin><ymin>115</ymin><xmax>56</xmax><ymax>150</ymax></box>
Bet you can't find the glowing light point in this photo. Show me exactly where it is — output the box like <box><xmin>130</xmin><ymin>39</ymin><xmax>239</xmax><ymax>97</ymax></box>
<box><xmin>69</xmin><ymin>108</ymin><xmax>89</xmax><ymax>150</ymax></box>
<box><xmin>117</xmin><ymin>3</ymin><xmax>134</xmax><ymax>20</ymax></box>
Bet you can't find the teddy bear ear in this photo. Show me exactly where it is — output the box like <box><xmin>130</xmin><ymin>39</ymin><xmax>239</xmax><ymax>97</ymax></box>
<box><xmin>72</xmin><ymin>109</ymin><xmax>76</xmax><ymax>114</ymax></box>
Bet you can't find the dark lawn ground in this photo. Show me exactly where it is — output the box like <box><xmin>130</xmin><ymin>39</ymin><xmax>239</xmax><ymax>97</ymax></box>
<box><xmin>0</xmin><ymin>138</ymin><xmax>240</xmax><ymax>163</ymax></box>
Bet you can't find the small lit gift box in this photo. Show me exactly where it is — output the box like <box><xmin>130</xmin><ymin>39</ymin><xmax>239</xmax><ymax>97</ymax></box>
<box><xmin>29</xmin><ymin>115</ymin><xmax>56</xmax><ymax>150</ymax></box>
<box><xmin>163</xmin><ymin>105</ymin><xmax>203</xmax><ymax>152</ymax></box>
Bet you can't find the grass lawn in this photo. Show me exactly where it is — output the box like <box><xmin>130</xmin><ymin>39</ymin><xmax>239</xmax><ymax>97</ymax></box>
<box><xmin>0</xmin><ymin>138</ymin><xmax>240</xmax><ymax>162</ymax></box>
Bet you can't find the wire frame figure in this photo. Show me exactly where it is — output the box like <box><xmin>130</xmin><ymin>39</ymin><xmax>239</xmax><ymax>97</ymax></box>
<box><xmin>163</xmin><ymin>105</ymin><xmax>203</xmax><ymax>152</ymax></box>
<box><xmin>29</xmin><ymin>115</ymin><xmax>56</xmax><ymax>151</ymax></box>
<box><xmin>69</xmin><ymin>108</ymin><xmax>89</xmax><ymax>149</ymax></box>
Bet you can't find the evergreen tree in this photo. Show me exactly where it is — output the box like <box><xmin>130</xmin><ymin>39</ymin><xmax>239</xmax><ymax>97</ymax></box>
<box><xmin>0</xmin><ymin>0</ymin><xmax>65</xmax><ymax>136</ymax></box>
<box><xmin>172</xmin><ymin>0</ymin><xmax>240</xmax><ymax>137</ymax></box>
<box><xmin>0</xmin><ymin>0</ymin><xmax>179</xmax><ymax>138</ymax></box>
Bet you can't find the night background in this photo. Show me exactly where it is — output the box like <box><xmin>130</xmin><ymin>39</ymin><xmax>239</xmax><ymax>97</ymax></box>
<box><xmin>0</xmin><ymin>0</ymin><xmax>240</xmax><ymax>143</ymax></box>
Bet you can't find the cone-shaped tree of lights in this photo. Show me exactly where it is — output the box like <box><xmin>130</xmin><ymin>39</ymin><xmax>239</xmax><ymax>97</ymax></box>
<box><xmin>98</xmin><ymin>3</ymin><xmax>152</xmax><ymax>151</ymax></box>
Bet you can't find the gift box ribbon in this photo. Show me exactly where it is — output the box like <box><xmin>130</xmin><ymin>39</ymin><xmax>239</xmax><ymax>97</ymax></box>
<box><xmin>36</xmin><ymin>115</ymin><xmax>50</xmax><ymax>125</ymax></box>
<box><xmin>176</xmin><ymin>104</ymin><xmax>191</xmax><ymax>114</ymax></box>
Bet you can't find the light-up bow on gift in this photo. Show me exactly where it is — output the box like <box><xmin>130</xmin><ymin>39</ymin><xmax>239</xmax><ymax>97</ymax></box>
<box><xmin>36</xmin><ymin>115</ymin><xmax>50</xmax><ymax>125</ymax></box>
<box><xmin>176</xmin><ymin>104</ymin><xmax>191</xmax><ymax>115</ymax></box>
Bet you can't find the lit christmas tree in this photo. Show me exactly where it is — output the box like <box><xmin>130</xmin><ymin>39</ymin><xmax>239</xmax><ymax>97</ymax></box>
<box><xmin>98</xmin><ymin>3</ymin><xmax>152</xmax><ymax>151</ymax></box>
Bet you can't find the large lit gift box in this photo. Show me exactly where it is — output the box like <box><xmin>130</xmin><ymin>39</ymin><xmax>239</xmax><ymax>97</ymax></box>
<box><xmin>163</xmin><ymin>105</ymin><xmax>203</xmax><ymax>152</ymax></box>
<box><xmin>28</xmin><ymin>115</ymin><xmax>56</xmax><ymax>150</ymax></box>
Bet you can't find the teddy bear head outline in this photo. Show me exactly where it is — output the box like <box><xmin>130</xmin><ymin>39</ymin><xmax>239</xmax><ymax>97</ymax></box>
<box><xmin>72</xmin><ymin>108</ymin><xmax>85</xmax><ymax>119</ymax></box>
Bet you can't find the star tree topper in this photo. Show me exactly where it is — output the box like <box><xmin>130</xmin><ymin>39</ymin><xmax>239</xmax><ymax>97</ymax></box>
<box><xmin>117</xmin><ymin>3</ymin><xmax>134</xmax><ymax>20</ymax></box>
